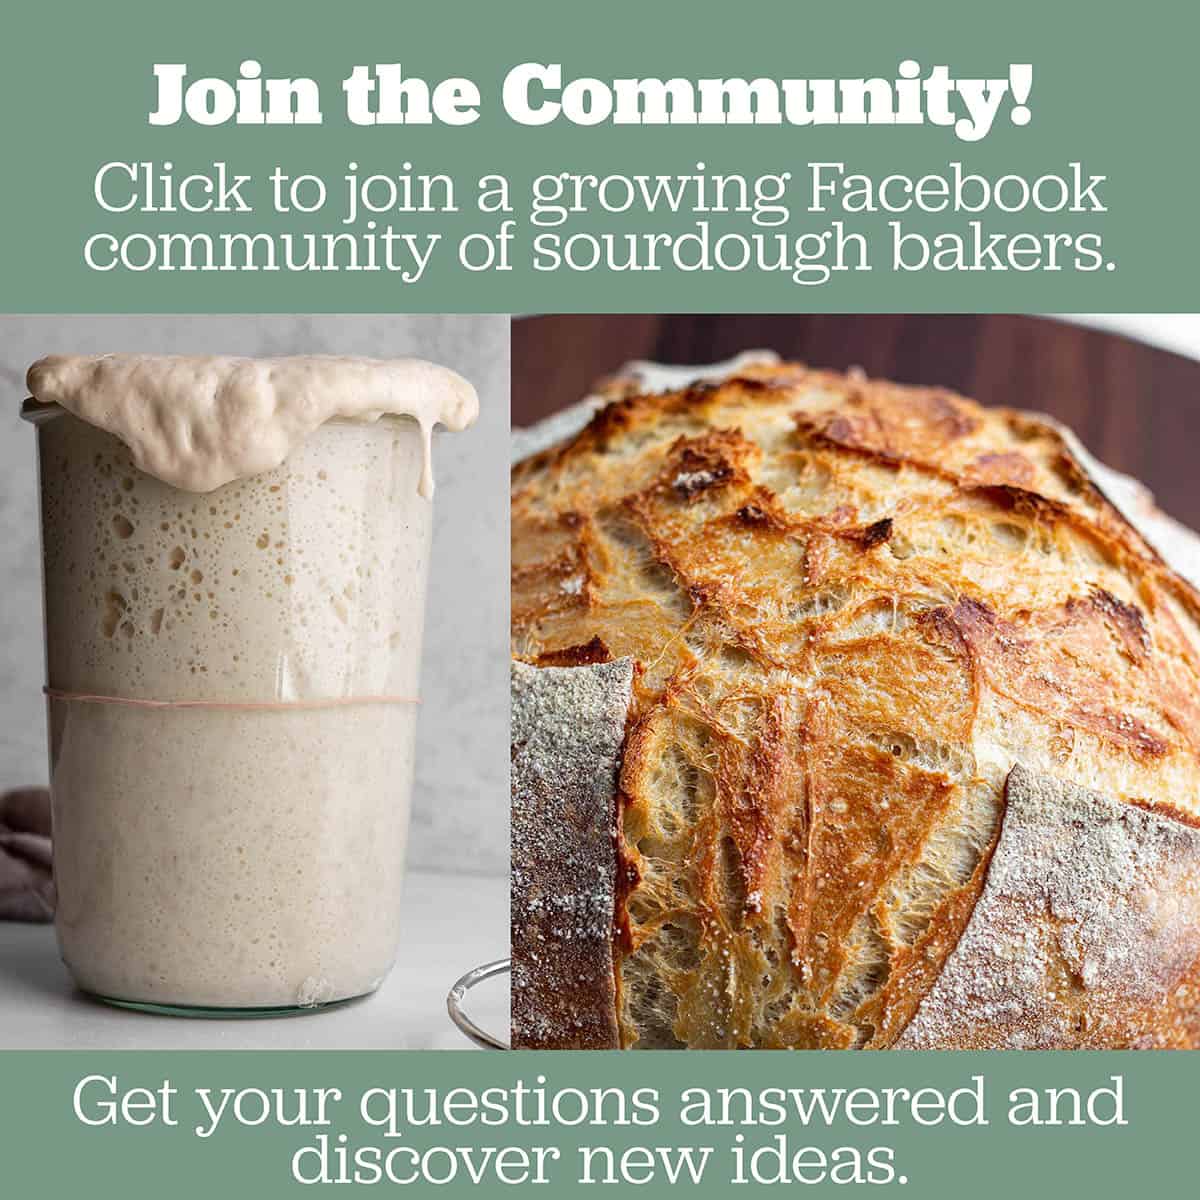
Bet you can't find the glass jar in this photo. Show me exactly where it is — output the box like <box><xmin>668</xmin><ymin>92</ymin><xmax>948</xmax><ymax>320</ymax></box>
<box><xmin>27</xmin><ymin>405</ymin><xmax>432</xmax><ymax>1014</ymax></box>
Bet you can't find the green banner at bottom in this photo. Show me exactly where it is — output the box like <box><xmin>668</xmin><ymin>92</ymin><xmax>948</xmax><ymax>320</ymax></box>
<box><xmin>0</xmin><ymin>1049</ymin><xmax>1184</xmax><ymax>1195</ymax></box>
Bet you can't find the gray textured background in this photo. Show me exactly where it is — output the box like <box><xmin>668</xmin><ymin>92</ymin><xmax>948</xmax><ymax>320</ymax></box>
<box><xmin>0</xmin><ymin>315</ymin><xmax>508</xmax><ymax>876</ymax></box>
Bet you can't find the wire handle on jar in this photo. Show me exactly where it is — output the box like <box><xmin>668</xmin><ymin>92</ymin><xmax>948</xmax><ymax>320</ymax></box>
<box><xmin>446</xmin><ymin>958</ymin><xmax>511</xmax><ymax>1050</ymax></box>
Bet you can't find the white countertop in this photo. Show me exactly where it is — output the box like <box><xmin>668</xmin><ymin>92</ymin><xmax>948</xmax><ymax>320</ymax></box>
<box><xmin>0</xmin><ymin>870</ymin><xmax>508</xmax><ymax>1050</ymax></box>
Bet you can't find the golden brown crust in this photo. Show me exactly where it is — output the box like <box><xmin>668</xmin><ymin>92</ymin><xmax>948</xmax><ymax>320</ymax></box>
<box><xmin>511</xmin><ymin>362</ymin><xmax>1200</xmax><ymax>1049</ymax></box>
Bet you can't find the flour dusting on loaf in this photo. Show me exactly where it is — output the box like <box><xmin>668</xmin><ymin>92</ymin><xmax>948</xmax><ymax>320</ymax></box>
<box><xmin>511</xmin><ymin>658</ymin><xmax>633</xmax><ymax>1049</ymax></box>
<box><xmin>897</xmin><ymin>765</ymin><xmax>1200</xmax><ymax>1048</ymax></box>
<box><xmin>511</xmin><ymin>361</ymin><xmax>1200</xmax><ymax>1049</ymax></box>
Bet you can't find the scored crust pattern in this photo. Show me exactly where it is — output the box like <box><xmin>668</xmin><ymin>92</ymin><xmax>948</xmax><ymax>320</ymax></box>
<box><xmin>511</xmin><ymin>363</ymin><xmax>1200</xmax><ymax>1048</ymax></box>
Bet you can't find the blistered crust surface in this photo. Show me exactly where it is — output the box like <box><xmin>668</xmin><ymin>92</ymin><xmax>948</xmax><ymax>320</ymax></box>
<box><xmin>510</xmin><ymin>658</ymin><xmax>633</xmax><ymax>1049</ymax></box>
<box><xmin>897</xmin><ymin>765</ymin><xmax>1200</xmax><ymax>1049</ymax></box>
<box><xmin>27</xmin><ymin>353</ymin><xmax>478</xmax><ymax>495</ymax></box>
<box><xmin>511</xmin><ymin>362</ymin><xmax>1200</xmax><ymax>1049</ymax></box>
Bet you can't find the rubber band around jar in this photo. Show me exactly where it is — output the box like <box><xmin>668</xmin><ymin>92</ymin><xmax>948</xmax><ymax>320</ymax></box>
<box><xmin>43</xmin><ymin>686</ymin><xmax>420</xmax><ymax>710</ymax></box>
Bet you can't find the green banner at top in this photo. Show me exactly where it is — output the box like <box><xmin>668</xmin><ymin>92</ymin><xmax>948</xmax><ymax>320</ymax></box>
<box><xmin>2</xmin><ymin>0</ymin><xmax>1196</xmax><ymax>312</ymax></box>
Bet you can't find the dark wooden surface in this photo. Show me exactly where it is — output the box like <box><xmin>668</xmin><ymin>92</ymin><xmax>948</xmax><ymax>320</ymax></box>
<box><xmin>512</xmin><ymin>314</ymin><xmax>1200</xmax><ymax>530</ymax></box>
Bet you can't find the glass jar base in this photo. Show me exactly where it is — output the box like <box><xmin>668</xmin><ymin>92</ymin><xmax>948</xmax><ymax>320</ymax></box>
<box><xmin>83</xmin><ymin>990</ymin><xmax>372</xmax><ymax>1019</ymax></box>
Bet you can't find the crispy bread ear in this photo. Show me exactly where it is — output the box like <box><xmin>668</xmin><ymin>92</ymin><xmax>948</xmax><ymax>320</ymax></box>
<box><xmin>510</xmin><ymin>658</ymin><xmax>634</xmax><ymax>1049</ymax></box>
<box><xmin>896</xmin><ymin>765</ymin><xmax>1200</xmax><ymax>1049</ymax></box>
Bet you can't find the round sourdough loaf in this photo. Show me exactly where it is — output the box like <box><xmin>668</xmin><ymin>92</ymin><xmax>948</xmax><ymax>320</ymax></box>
<box><xmin>511</xmin><ymin>362</ymin><xmax>1200</xmax><ymax>1049</ymax></box>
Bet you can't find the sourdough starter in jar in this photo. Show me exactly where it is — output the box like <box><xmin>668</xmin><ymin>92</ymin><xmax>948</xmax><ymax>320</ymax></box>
<box><xmin>24</xmin><ymin>354</ymin><xmax>478</xmax><ymax>1012</ymax></box>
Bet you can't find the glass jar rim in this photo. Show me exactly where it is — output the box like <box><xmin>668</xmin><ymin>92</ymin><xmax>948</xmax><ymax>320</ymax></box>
<box><xmin>19</xmin><ymin>399</ymin><xmax>60</xmax><ymax>425</ymax></box>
